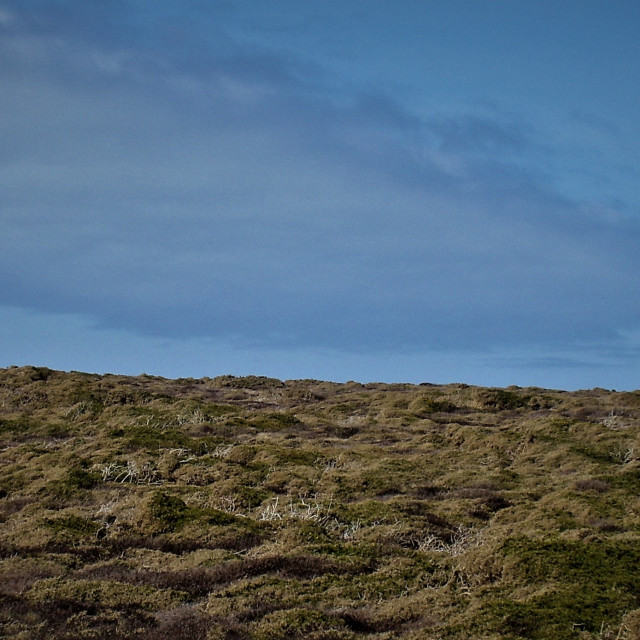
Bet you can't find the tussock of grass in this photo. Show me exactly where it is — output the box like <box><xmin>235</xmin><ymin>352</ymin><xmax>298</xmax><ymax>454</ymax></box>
<box><xmin>0</xmin><ymin>366</ymin><xmax>638</xmax><ymax>638</ymax></box>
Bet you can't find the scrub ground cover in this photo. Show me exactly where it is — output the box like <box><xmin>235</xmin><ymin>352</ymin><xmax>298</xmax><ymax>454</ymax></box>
<box><xmin>1</xmin><ymin>366</ymin><xmax>639</xmax><ymax>639</ymax></box>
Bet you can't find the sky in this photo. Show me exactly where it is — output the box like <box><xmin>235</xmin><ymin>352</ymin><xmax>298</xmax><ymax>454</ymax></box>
<box><xmin>1</xmin><ymin>1</ymin><xmax>639</xmax><ymax>390</ymax></box>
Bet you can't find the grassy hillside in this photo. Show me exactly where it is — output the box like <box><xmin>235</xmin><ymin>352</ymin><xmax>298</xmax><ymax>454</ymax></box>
<box><xmin>1</xmin><ymin>366</ymin><xmax>639</xmax><ymax>639</ymax></box>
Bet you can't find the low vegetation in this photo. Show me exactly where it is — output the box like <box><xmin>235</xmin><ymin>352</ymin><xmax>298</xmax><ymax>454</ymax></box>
<box><xmin>0</xmin><ymin>366</ymin><xmax>639</xmax><ymax>639</ymax></box>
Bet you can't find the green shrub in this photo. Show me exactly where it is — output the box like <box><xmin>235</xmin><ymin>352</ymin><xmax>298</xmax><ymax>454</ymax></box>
<box><xmin>236</xmin><ymin>485</ymin><xmax>270</xmax><ymax>508</ymax></box>
<box><xmin>145</xmin><ymin>492</ymin><xmax>239</xmax><ymax>533</ymax></box>
<box><xmin>148</xmin><ymin>492</ymin><xmax>191</xmax><ymax>532</ymax></box>
<box><xmin>214</xmin><ymin>375</ymin><xmax>284</xmax><ymax>389</ymax></box>
<box><xmin>488</xmin><ymin>588</ymin><xmax>633</xmax><ymax>639</ymax></box>
<box><xmin>410</xmin><ymin>395</ymin><xmax>457</xmax><ymax>415</ymax></box>
<box><xmin>65</xmin><ymin>467</ymin><xmax>100</xmax><ymax>490</ymax></box>
<box><xmin>203</xmin><ymin>403</ymin><xmax>240</xmax><ymax>418</ymax></box>
<box><xmin>43</xmin><ymin>514</ymin><xmax>100</xmax><ymax>538</ymax></box>
<box><xmin>253</xmin><ymin>607</ymin><xmax>348</xmax><ymax>640</ymax></box>
<box><xmin>488</xmin><ymin>536</ymin><xmax>640</xmax><ymax>637</ymax></box>
<box><xmin>250</xmin><ymin>412</ymin><xmax>301</xmax><ymax>432</ymax></box>
<box><xmin>475</xmin><ymin>389</ymin><xmax>528</xmax><ymax>410</ymax></box>
<box><xmin>0</xmin><ymin>417</ymin><xmax>39</xmax><ymax>437</ymax></box>
<box><xmin>123</xmin><ymin>425</ymin><xmax>191</xmax><ymax>450</ymax></box>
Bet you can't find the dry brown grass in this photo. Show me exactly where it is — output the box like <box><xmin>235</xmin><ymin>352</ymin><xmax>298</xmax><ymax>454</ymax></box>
<box><xmin>0</xmin><ymin>366</ymin><xmax>639</xmax><ymax>638</ymax></box>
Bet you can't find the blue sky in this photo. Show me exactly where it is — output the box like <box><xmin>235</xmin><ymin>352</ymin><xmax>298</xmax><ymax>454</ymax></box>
<box><xmin>1</xmin><ymin>1</ymin><xmax>639</xmax><ymax>389</ymax></box>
